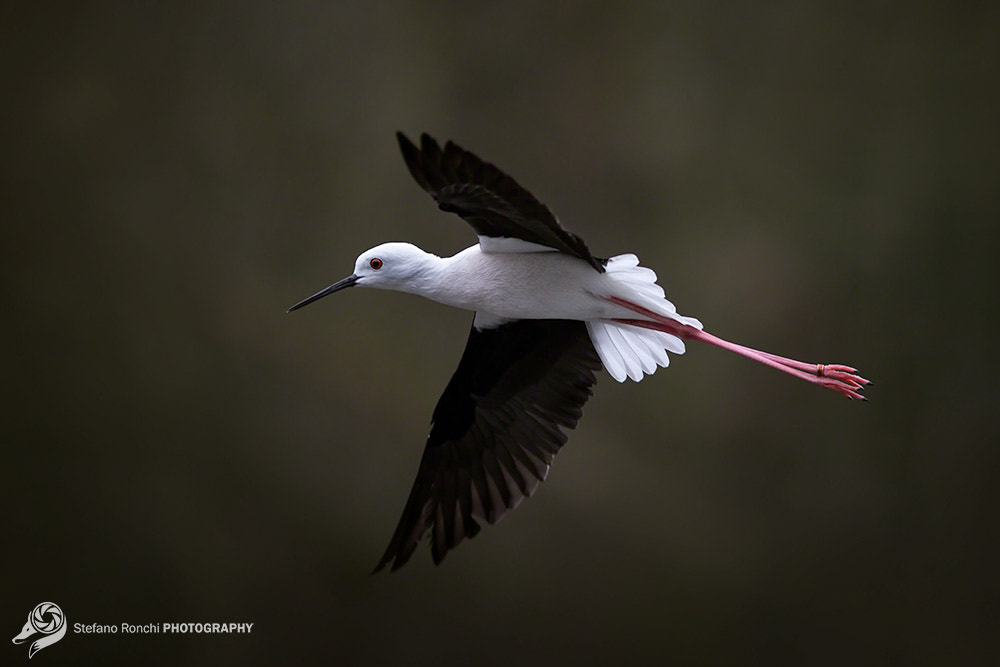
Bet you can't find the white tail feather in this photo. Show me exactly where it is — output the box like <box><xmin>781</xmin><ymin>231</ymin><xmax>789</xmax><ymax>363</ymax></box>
<box><xmin>588</xmin><ymin>253</ymin><xmax>703</xmax><ymax>382</ymax></box>
<box><xmin>589</xmin><ymin>321</ymin><xmax>681</xmax><ymax>382</ymax></box>
<box><xmin>587</xmin><ymin>321</ymin><xmax>628</xmax><ymax>381</ymax></box>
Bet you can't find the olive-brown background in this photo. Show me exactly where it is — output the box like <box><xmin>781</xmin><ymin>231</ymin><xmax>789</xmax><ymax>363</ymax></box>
<box><xmin>3</xmin><ymin>3</ymin><xmax>997</xmax><ymax>665</ymax></box>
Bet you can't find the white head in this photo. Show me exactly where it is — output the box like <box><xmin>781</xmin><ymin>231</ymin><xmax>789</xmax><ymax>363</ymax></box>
<box><xmin>287</xmin><ymin>242</ymin><xmax>436</xmax><ymax>312</ymax></box>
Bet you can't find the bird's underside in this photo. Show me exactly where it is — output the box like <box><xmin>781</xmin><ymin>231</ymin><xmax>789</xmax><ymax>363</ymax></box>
<box><xmin>306</xmin><ymin>133</ymin><xmax>871</xmax><ymax>571</ymax></box>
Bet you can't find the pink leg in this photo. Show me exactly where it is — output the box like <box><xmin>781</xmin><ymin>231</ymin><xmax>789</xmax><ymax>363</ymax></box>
<box><xmin>605</xmin><ymin>297</ymin><xmax>871</xmax><ymax>401</ymax></box>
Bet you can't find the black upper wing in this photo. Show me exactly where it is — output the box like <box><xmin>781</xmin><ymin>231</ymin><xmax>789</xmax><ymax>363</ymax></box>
<box><xmin>373</xmin><ymin>319</ymin><xmax>602</xmax><ymax>572</ymax></box>
<box><xmin>397</xmin><ymin>132</ymin><xmax>605</xmax><ymax>272</ymax></box>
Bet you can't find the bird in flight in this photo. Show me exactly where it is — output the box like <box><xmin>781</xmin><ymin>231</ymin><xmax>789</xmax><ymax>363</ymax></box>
<box><xmin>288</xmin><ymin>132</ymin><xmax>871</xmax><ymax>571</ymax></box>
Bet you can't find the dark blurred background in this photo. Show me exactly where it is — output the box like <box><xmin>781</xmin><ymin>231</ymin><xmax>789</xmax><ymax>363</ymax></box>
<box><xmin>3</xmin><ymin>3</ymin><xmax>998</xmax><ymax>665</ymax></box>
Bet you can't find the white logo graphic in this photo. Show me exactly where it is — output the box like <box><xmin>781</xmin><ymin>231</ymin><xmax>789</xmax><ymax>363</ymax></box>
<box><xmin>12</xmin><ymin>602</ymin><xmax>66</xmax><ymax>659</ymax></box>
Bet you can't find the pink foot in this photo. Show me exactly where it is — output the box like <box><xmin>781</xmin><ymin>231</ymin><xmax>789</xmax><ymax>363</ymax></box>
<box><xmin>812</xmin><ymin>364</ymin><xmax>872</xmax><ymax>401</ymax></box>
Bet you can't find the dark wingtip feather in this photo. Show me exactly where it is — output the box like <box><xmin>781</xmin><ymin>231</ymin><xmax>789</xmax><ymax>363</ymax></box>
<box><xmin>396</xmin><ymin>131</ymin><xmax>416</xmax><ymax>158</ymax></box>
<box><xmin>420</xmin><ymin>132</ymin><xmax>441</xmax><ymax>156</ymax></box>
<box><xmin>397</xmin><ymin>132</ymin><xmax>431</xmax><ymax>192</ymax></box>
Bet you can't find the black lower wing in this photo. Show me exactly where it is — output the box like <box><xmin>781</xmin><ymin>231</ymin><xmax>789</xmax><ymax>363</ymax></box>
<box><xmin>373</xmin><ymin>319</ymin><xmax>602</xmax><ymax>572</ymax></box>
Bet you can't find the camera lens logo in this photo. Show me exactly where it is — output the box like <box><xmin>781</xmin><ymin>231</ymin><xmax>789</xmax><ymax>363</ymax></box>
<box><xmin>12</xmin><ymin>602</ymin><xmax>66</xmax><ymax>659</ymax></box>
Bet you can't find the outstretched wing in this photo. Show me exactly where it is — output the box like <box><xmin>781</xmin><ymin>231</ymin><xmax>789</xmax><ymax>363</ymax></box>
<box><xmin>373</xmin><ymin>319</ymin><xmax>602</xmax><ymax>572</ymax></box>
<box><xmin>397</xmin><ymin>132</ymin><xmax>604</xmax><ymax>272</ymax></box>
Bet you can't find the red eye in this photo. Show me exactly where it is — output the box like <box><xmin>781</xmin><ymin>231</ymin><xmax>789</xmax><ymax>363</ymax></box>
<box><xmin>369</xmin><ymin>258</ymin><xmax>383</xmax><ymax>270</ymax></box>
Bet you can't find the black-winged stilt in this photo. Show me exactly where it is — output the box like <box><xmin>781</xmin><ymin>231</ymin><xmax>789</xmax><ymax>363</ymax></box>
<box><xmin>288</xmin><ymin>133</ymin><xmax>871</xmax><ymax>571</ymax></box>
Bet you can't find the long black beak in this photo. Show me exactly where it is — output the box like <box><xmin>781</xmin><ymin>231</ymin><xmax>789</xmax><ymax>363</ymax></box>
<box><xmin>287</xmin><ymin>274</ymin><xmax>359</xmax><ymax>312</ymax></box>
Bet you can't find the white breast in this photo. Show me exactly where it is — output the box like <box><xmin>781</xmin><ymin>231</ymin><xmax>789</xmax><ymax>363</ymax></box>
<box><xmin>431</xmin><ymin>246</ymin><xmax>619</xmax><ymax>321</ymax></box>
